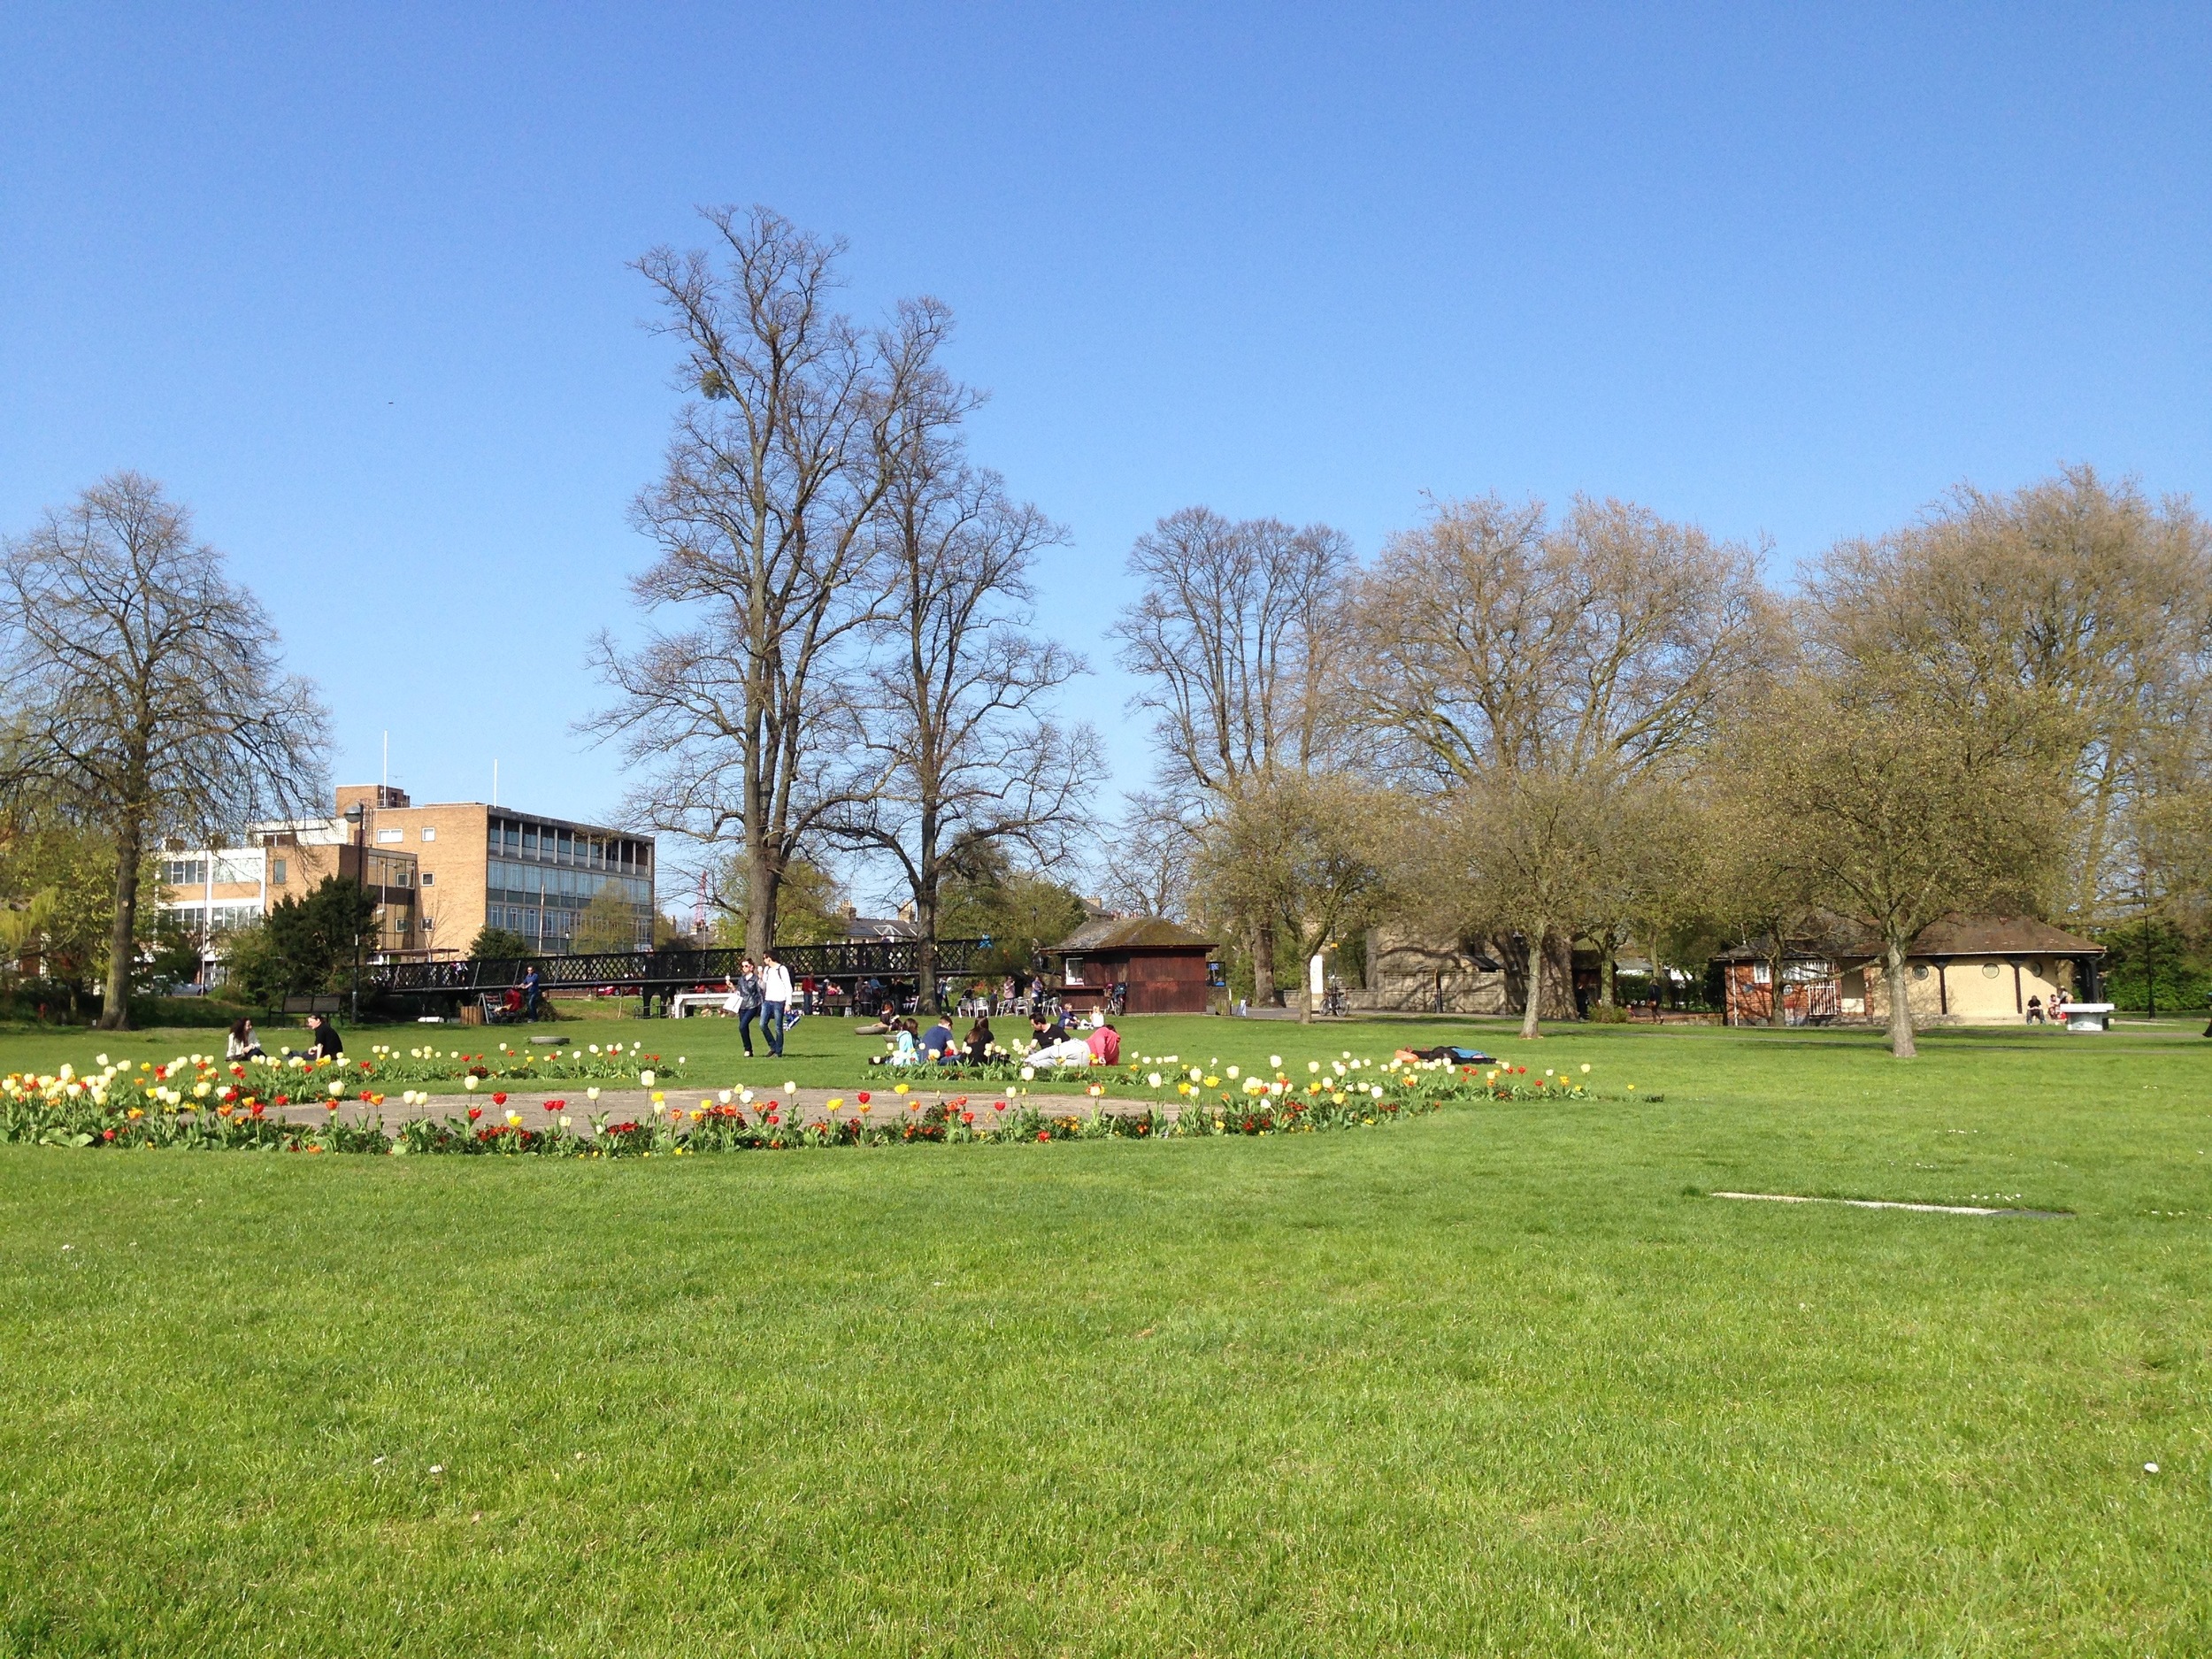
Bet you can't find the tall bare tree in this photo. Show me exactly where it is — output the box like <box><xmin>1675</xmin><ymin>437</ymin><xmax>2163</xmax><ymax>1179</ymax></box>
<box><xmin>820</xmin><ymin>457</ymin><xmax>1102</xmax><ymax>1006</ymax></box>
<box><xmin>1353</xmin><ymin>494</ymin><xmax>1778</xmax><ymax>1020</ymax></box>
<box><xmin>0</xmin><ymin>472</ymin><xmax>329</xmax><ymax>1028</ymax></box>
<box><xmin>1097</xmin><ymin>790</ymin><xmax>1202</xmax><ymax>920</ymax></box>
<box><xmin>1111</xmin><ymin>508</ymin><xmax>1352</xmax><ymax>1002</ymax></box>
<box><xmin>585</xmin><ymin>206</ymin><xmax>972</xmax><ymax>956</ymax></box>
<box><xmin>1809</xmin><ymin>467</ymin><xmax>2212</xmax><ymax>926</ymax></box>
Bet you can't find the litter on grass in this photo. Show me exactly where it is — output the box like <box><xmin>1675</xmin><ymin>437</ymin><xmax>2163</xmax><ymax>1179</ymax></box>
<box><xmin>1711</xmin><ymin>1191</ymin><xmax>2072</xmax><ymax>1218</ymax></box>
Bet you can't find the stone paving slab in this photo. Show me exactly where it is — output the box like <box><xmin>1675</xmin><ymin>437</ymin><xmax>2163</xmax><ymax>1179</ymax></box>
<box><xmin>275</xmin><ymin>1086</ymin><xmax>1155</xmax><ymax>1137</ymax></box>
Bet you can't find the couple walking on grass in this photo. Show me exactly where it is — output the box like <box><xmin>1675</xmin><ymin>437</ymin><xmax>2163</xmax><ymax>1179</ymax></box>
<box><xmin>723</xmin><ymin>951</ymin><xmax>795</xmax><ymax>1058</ymax></box>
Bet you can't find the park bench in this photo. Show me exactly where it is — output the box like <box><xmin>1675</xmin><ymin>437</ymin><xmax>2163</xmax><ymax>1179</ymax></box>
<box><xmin>280</xmin><ymin>994</ymin><xmax>344</xmax><ymax>1016</ymax></box>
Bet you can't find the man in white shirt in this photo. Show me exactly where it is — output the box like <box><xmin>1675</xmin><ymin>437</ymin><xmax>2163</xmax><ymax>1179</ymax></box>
<box><xmin>758</xmin><ymin>952</ymin><xmax>795</xmax><ymax>1056</ymax></box>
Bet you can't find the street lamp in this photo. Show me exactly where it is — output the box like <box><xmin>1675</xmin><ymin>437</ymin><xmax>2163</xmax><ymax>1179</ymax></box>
<box><xmin>344</xmin><ymin>802</ymin><xmax>365</xmax><ymax>1025</ymax></box>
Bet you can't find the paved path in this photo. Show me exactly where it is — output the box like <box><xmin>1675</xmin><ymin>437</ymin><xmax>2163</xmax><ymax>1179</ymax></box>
<box><xmin>277</xmin><ymin>1085</ymin><xmax>1155</xmax><ymax>1137</ymax></box>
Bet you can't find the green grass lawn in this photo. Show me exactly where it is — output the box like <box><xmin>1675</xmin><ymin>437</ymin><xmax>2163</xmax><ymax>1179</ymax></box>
<box><xmin>3</xmin><ymin>1018</ymin><xmax>2208</xmax><ymax>1655</ymax></box>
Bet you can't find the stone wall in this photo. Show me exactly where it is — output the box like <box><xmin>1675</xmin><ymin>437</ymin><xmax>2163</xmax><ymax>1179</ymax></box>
<box><xmin>1342</xmin><ymin>925</ymin><xmax>1509</xmax><ymax>1015</ymax></box>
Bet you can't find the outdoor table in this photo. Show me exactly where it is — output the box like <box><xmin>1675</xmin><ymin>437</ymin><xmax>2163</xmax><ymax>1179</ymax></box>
<box><xmin>2060</xmin><ymin>1002</ymin><xmax>2114</xmax><ymax>1032</ymax></box>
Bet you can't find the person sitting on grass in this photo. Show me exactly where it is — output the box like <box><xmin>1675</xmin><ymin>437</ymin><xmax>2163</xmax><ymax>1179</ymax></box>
<box><xmin>226</xmin><ymin>1018</ymin><xmax>266</xmax><ymax>1063</ymax></box>
<box><xmin>855</xmin><ymin>1001</ymin><xmax>899</xmax><ymax>1036</ymax></box>
<box><xmin>1086</xmin><ymin>1019</ymin><xmax>1120</xmax><ymax>1066</ymax></box>
<box><xmin>1029</xmin><ymin>1010</ymin><xmax>1067</xmax><ymax>1049</ymax></box>
<box><xmin>304</xmin><ymin>1013</ymin><xmax>343</xmax><ymax>1062</ymax></box>
<box><xmin>962</xmin><ymin>1016</ymin><xmax>995</xmax><ymax>1064</ymax></box>
<box><xmin>870</xmin><ymin>1019</ymin><xmax>919</xmax><ymax>1065</ymax></box>
<box><xmin>919</xmin><ymin>1014</ymin><xmax>956</xmax><ymax>1061</ymax></box>
<box><xmin>2025</xmin><ymin>995</ymin><xmax>2046</xmax><ymax>1025</ymax></box>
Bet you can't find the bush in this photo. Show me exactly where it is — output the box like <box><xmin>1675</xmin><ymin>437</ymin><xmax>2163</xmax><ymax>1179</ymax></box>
<box><xmin>127</xmin><ymin>995</ymin><xmax>257</xmax><ymax>1029</ymax></box>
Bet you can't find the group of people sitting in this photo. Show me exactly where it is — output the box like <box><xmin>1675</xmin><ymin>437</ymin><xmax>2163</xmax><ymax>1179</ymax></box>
<box><xmin>225</xmin><ymin>1014</ymin><xmax>344</xmax><ymax>1064</ymax></box>
<box><xmin>869</xmin><ymin>1009</ymin><xmax>1121</xmax><ymax>1068</ymax></box>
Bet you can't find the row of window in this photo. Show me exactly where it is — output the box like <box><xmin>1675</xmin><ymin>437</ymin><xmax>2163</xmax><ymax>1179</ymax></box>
<box><xmin>162</xmin><ymin>854</ymin><xmax>265</xmax><ymax>887</ymax></box>
<box><xmin>164</xmin><ymin>902</ymin><xmax>263</xmax><ymax>934</ymax></box>
<box><xmin>486</xmin><ymin>817</ymin><xmax>649</xmax><ymax>872</ymax></box>
<box><xmin>487</xmin><ymin>861</ymin><xmax>651</xmax><ymax>907</ymax></box>
<box><xmin>488</xmin><ymin>905</ymin><xmax>654</xmax><ymax>951</ymax></box>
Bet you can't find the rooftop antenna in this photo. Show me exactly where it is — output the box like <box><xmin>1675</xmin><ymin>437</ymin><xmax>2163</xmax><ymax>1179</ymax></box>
<box><xmin>381</xmin><ymin>731</ymin><xmax>388</xmax><ymax>799</ymax></box>
<box><xmin>492</xmin><ymin>759</ymin><xmax>499</xmax><ymax>808</ymax></box>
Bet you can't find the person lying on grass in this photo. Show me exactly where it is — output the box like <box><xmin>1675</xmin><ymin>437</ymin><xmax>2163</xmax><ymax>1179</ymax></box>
<box><xmin>1029</xmin><ymin>1033</ymin><xmax>1097</xmax><ymax>1066</ymax></box>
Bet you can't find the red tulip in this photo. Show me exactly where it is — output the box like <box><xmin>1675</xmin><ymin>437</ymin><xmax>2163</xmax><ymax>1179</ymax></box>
<box><xmin>467</xmin><ymin>1107</ymin><xmax>482</xmax><ymax>1121</ymax></box>
<box><xmin>492</xmin><ymin>1092</ymin><xmax>507</xmax><ymax>1106</ymax></box>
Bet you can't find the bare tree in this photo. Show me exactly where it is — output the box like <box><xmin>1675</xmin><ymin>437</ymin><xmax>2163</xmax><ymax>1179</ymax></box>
<box><xmin>1111</xmin><ymin>508</ymin><xmax>1352</xmax><ymax>1002</ymax></box>
<box><xmin>820</xmin><ymin>458</ymin><xmax>1102</xmax><ymax>1006</ymax></box>
<box><xmin>1353</xmin><ymin>494</ymin><xmax>1778</xmax><ymax>1018</ymax></box>
<box><xmin>584</xmin><ymin>206</ymin><xmax>972</xmax><ymax>956</ymax></box>
<box><xmin>0</xmin><ymin>472</ymin><xmax>329</xmax><ymax>1028</ymax></box>
<box><xmin>1097</xmin><ymin>790</ymin><xmax>1201</xmax><ymax>919</ymax></box>
<box><xmin>1809</xmin><ymin>467</ymin><xmax>2212</xmax><ymax>927</ymax></box>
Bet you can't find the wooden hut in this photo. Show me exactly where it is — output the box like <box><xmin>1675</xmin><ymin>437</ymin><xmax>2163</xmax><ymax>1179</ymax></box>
<box><xmin>1713</xmin><ymin>914</ymin><xmax>2105</xmax><ymax>1026</ymax></box>
<box><xmin>1042</xmin><ymin>918</ymin><xmax>1217</xmax><ymax>1015</ymax></box>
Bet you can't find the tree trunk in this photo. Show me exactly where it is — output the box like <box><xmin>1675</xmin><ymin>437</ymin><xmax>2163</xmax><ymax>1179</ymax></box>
<box><xmin>745</xmin><ymin>843</ymin><xmax>778</xmax><ymax>958</ymax></box>
<box><xmin>99</xmin><ymin>810</ymin><xmax>143</xmax><ymax>1030</ymax></box>
<box><xmin>1519</xmin><ymin>924</ymin><xmax>1545</xmax><ymax>1040</ymax></box>
<box><xmin>1599</xmin><ymin>947</ymin><xmax>1617</xmax><ymax>1010</ymax></box>
<box><xmin>1885</xmin><ymin>933</ymin><xmax>1916</xmax><ymax>1058</ymax></box>
<box><xmin>915</xmin><ymin>879</ymin><xmax>938</xmax><ymax>1013</ymax></box>
<box><xmin>1765</xmin><ymin>940</ymin><xmax>1786</xmax><ymax>1028</ymax></box>
<box><xmin>1541</xmin><ymin>933</ymin><xmax>1578</xmax><ymax>1020</ymax></box>
<box><xmin>1248</xmin><ymin>917</ymin><xmax>1278</xmax><ymax>1008</ymax></box>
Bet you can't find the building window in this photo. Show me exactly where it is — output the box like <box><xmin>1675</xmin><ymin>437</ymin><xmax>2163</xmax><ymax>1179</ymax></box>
<box><xmin>420</xmin><ymin>872</ymin><xmax>434</xmax><ymax>887</ymax></box>
<box><xmin>164</xmin><ymin>859</ymin><xmax>209</xmax><ymax>887</ymax></box>
<box><xmin>421</xmin><ymin>827</ymin><xmax>436</xmax><ymax>842</ymax></box>
<box><xmin>1751</xmin><ymin>963</ymin><xmax>1770</xmax><ymax>984</ymax></box>
<box><xmin>376</xmin><ymin>828</ymin><xmax>403</xmax><ymax>843</ymax></box>
<box><xmin>271</xmin><ymin>858</ymin><xmax>287</xmax><ymax>885</ymax></box>
<box><xmin>1912</xmin><ymin>964</ymin><xmax>1931</xmax><ymax>980</ymax></box>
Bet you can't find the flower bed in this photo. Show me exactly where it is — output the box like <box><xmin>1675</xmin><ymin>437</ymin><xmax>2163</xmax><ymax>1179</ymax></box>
<box><xmin>0</xmin><ymin>1046</ymin><xmax>1614</xmax><ymax>1157</ymax></box>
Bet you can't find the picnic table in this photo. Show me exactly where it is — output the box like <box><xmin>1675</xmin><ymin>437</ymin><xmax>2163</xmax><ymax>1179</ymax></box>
<box><xmin>2060</xmin><ymin>1002</ymin><xmax>2115</xmax><ymax>1033</ymax></box>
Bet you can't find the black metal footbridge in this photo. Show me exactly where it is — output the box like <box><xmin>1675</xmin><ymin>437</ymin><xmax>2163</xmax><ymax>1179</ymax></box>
<box><xmin>361</xmin><ymin>938</ymin><xmax>993</xmax><ymax>1009</ymax></box>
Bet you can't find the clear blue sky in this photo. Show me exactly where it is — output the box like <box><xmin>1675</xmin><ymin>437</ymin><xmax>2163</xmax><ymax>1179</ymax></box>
<box><xmin>5</xmin><ymin>4</ymin><xmax>2208</xmax><ymax>906</ymax></box>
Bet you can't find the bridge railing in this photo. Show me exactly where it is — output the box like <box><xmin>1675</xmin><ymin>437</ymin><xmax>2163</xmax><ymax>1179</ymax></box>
<box><xmin>363</xmin><ymin>939</ymin><xmax>993</xmax><ymax>996</ymax></box>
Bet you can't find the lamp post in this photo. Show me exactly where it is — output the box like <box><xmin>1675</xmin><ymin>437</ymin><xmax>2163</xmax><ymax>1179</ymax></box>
<box><xmin>344</xmin><ymin>802</ymin><xmax>365</xmax><ymax>1025</ymax></box>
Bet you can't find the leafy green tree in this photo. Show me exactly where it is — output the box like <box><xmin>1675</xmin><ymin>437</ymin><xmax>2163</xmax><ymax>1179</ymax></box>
<box><xmin>273</xmin><ymin>878</ymin><xmax>378</xmax><ymax>994</ymax></box>
<box><xmin>0</xmin><ymin>821</ymin><xmax>154</xmax><ymax>1018</ymax></box>
<box><xmin>145</xmin><ymin>909</ymin><xmax>203</xmax><ymax>988</ymax></box>
<box><xmin>572</xmin><ymin>887</ymin><xmax>645</xmax><ymax>955</ymax></box>
<box><xmin>940</xmin><ymin>867</ymin><xmax>1087</xmax><ymax>980</ymax></box>
<box><xmin>1193</xmin><ymin>771</ymin><xmax>1398</xmax><ymax>1023</ymax></box>
<box><xmin>707</xmin><ymin>854</ymin><xmax>849</xmax><ymax>949</ymax></box>
<box><xmin>468</xmin><ymin>926</ymin><xmax>534</xmax><ymax>961</ymax></box>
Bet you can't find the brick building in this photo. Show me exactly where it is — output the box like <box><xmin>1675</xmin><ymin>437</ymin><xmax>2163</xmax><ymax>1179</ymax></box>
<box><xmin>158</xmin><ymin>786</ymin><xmax>655</xmax><ymax>980</ymax></box>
